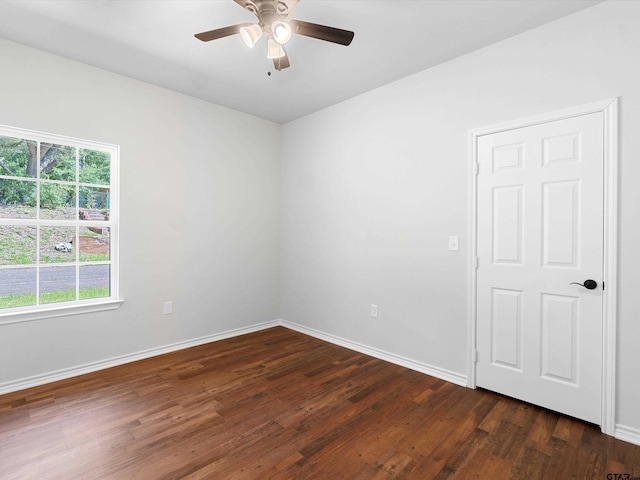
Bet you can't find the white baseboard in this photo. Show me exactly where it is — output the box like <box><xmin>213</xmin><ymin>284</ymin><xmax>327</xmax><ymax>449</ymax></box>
<box><xmin>7</xmin><ymin>318</ymin><xmax>640</xmax><ymax>447</ymax></box>
<box><xmin>0</xmin><ymin>318</ymin><xmax>472</xmax><ymax>396</ymax></box>
<box><xmin>279</xmin><ymin>319</ymin><xmax>468</xmax><ymax>387</ymax></box>
<box><xmin>615</xmin><ymin>424</ymin><xmax>640</xmax><ymax>446</ymax></box>
<box><xmin>0</xmin><ymin>320</ymin><xmax>280</xmax><ymax>396</ymax></box>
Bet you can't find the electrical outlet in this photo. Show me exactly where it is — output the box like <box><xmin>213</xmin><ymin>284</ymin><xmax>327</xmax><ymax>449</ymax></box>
<box><xmin>370</xmin><ymin>304</ymin><xmax>378</xmax><ymax>318</ymax></box>
<box><xmin>163</xmin><ymin>301</ymin><xmax>173</xmax><ymax>315</ymax></box>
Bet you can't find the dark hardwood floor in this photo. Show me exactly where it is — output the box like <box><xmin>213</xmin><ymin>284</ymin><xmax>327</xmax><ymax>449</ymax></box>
<box><xmin>1</xmin><ymin>327</ymin><xmax>639</xmax><ymax>479</ymax></box>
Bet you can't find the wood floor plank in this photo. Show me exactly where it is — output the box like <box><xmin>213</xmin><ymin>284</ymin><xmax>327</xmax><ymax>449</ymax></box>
<box><xmin>1</xmin><ymin>326</ymin><xmax>639</xmax><ymax>479</ymax></box>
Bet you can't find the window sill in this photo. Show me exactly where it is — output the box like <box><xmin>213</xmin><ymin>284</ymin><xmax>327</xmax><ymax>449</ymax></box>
<box><xmin>0</xmin><ymin>299</ymin><xmax>124</xmax><ymax>325</ymax></box>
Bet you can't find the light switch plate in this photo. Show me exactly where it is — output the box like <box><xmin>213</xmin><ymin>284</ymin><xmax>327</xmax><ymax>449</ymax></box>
<box><xmin>163</xmin><ymin>301</ymin><xmax>173</xmax><ymax>315</ymax></box>
<box><xmin>448</xmin><ymin>235</ymin><xmax>459</xmax><ymax>251</ymax></box>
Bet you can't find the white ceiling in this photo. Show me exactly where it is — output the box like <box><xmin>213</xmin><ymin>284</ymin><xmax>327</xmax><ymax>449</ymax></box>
<box><xmin>0</xmin><ymin>0</ymin><xmax>602</xmax><ymax>124</ymax></box>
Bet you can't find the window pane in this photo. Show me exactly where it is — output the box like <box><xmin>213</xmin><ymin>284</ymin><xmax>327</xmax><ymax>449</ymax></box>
<box><xmin>79</xmin><ymin>149</ymin><xmax>110</xmax><ymax>185</ymax></box>
<box><xmin>40</xmin><ymin>226</ymin><xmax>76</xmax><ymax>264</ymax></box>
<box><xmin>0</xmin><ymin>267</ymin><xmax>36</xmax><ymax>309</ymax></box>
<box><xmin>79</xmin><ymin>227</ymin><xmax>110</xmax><ymax>262</ymax></box>
<box><xmin>40</xmin><ymin>266</ymin><xmax>76</xmax><ymax>305</ymax></box>
<box><xmin>0</xmin><ymin>179</ymin><xmax>37</xmax><ymax>218</ymax></box>
<box><xmin>79</xmin><ymin>187</ymin><xmax>110</xmax><ymax>221</ymax></box>
<box><xmin>0</xmin><ymin>135</ymin><xmax>37</xmax><ymax>178</ymax></box>
<box><xmin>40</xmin><ymin>182</ymin><xmax>76</xmax><ymax>220</ymax></box>
<box><xmin>0</xmin><ymin>226</ymin><xmax>36</xmax><ymax>265</ymax></box>
<box><xmin>40</xmin><ymin>143</ymin><xmax>76</xmax><ymax>182</ymax></box>
<box><xmin>79</xmin><ymin>265</ymin><xmax>110</xmax><ymax>300</ymax></box>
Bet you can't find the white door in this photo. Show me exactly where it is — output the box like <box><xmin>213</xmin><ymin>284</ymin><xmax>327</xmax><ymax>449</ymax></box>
<box><xmin>475</xmin><ymin>112</ymin><xmax>604</xmax><ymax>424</ymax></box>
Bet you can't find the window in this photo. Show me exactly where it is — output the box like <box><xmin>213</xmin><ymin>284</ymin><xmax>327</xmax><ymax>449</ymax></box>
<box><xmin>0</xmin><ymin>125</ymin><xmax>119</xmax><ymax>321</ymax></box>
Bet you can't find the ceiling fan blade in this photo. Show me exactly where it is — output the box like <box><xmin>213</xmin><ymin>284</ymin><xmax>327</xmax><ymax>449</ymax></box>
<box><xmin>273</xmin><ymin>51</ymin><xmax>291</xmax><ymax>71</ymax></box>
<box><xmin>194</xmin><ymin>23</ymin><xmax>252</xmax><ymax>42</ymax></box>
<box><xmin>290</xmin><ymin>20</ymin><xmax>354</xmax><ymax>46</ymax></box>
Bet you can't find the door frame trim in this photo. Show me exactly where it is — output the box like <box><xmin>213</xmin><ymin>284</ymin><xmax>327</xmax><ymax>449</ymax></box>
<box><xmin>467</xmin><ymin>98</ymin><xmax>618</xmax><ymax>435</ymax></box>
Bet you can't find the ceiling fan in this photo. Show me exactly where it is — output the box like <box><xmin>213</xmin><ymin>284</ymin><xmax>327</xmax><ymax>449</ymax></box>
<box><xmin>194</xmin><ymin>0</ymin><xmax>355</xmax><ymax>71</ymax></box>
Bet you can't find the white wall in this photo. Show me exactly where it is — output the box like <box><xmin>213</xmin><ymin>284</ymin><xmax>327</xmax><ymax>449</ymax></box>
<box><xmin>0</xmin><ymin>39</ymin><xmax>281</xmax><ymax>385</ymax></box>
<box><xmin>280</xmin><ymin>0</ymin><xmax>640</xmax><ymax>433</ymax></box>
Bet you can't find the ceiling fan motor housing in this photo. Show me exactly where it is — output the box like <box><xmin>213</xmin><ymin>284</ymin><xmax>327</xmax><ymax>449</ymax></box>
<box><xmin>238</xmin><ymin>0</ymin><xmax>292</xmax><ymax>31</ymax></box>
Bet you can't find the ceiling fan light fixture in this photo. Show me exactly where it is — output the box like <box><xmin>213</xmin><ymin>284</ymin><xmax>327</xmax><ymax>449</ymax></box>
<box><xmin>271</xmin><ymin>20</ymin><xmax>292</xmax><ymax>45</ymax></box>
<box><xmin>267</xmin><ymin>38</ymin><xmax>286</xmax><ymax>59</ymax></box>
<box><xmin>240</xmin><ymin>23</ymin><xmax>263</xmax><ymax>48</ymax></box>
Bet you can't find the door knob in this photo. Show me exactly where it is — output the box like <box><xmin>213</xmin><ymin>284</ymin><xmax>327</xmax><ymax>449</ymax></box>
<box><xmin>570</xmin><ymin>279</ymin><xmax>598</xmax><ymax>290</ymax></box>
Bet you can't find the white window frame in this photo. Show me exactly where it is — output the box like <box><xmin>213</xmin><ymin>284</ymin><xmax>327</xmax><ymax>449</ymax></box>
<box><xmin>0</xmin><ymin>124</ymin><xmax>122</xmax><ymax>324</ymax></box>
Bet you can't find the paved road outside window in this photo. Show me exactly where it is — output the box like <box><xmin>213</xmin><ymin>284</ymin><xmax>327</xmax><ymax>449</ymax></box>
<box><xmin>0</xmin><ymin>265</ymin><xmax>109</xmax><ymax>296</ymax></box>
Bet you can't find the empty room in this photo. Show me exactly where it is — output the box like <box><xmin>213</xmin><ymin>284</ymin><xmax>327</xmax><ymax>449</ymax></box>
<box><xmin>1</xmin><ymin>0</ymin><xmax>639</xmax><ymax>478</ymax></box>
